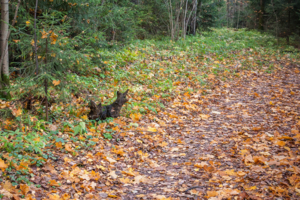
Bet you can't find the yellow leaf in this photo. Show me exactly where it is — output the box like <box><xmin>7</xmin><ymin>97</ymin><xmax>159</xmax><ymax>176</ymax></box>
<box><xmin>81</xmin><ymin>115</ymin><xmax>88</xmax><ymax>120</ymax></box>
<box><xmin>50</xmin><ymin>32</ymin><xmax>58</xmax><ymax>44</ymax></box>
<box><xmin>0</xmin><ymin>158</ymin><xmax>8</xmax><ymax>171</ymax></box>
<box><xmin>53</xmin><ymin>80</ymin><xmax>60</xmax><ymax>86</ymax></box>
<box><xmin>119</xmin><ymin>177</ymin><xmax>131</xmax><ymax>183</ymax></box>
<box><xmin>160</xmin><ymin>141</ymin><xmax>168</xmax><ymax>147</ymax></box>
<box><xmin>200</xmin><ymin>114</ymin><xmax>210</xmax><ymax>120</ymax></box>
<box><xmin>245</xmin><ymin>185</ymin><xmax>257</xmax><ymax>191</ymax></box>
<box><xmin>147</xmin><ymin>127</ymin><xmax>157</xmax><ymax>132</ymax></box>
<box><xmin>108</xmin><ymin>194</ymin><xmax>118</xmax><ymax>198</ymax></box>
<box><xmin>130</xmin><ymin>113</ymin><xmax>142</xmax><ymax>121</ymax></box>
<box><xmin>40</xmin><ymin>29</ymin><xmax>48</xmax><ymax>39</ymax></box>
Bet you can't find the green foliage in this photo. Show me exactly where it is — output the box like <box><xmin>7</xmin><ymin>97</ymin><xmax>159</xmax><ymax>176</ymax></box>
<box><xmin>199</xmin><ymin>0</ymin><xmax>225</xmax><ymax>31</ymax></box>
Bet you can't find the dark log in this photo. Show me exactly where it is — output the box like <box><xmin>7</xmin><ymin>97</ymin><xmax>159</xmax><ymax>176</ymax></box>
<box><xmin>88</xmin><ymin>89</ymin><xmax>129</xmax><ymax>120</ymax></box>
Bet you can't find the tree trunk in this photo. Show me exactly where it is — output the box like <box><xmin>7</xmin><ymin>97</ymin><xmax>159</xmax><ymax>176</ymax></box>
<box><xmin>286</xmin><ymin>0</ymin><xmax>291</xmax><ymax>45</ymax></box>
<box><xmin>258</xmin><ymin>0</ymin><xmax>264</xmax><ymax>31</ymax></box>
<box><xmin>0</xmin><ymin>0</ymin><xmax>9</xmax><ymax>99</ymax></box>
<box><xmin>227</xmin><ymin>0</ymin><xmax>229</xmax><ymax>27</ymax></box>
<box><xmin>237</xmin><ymin>0</ymin><xmax>240</xmax><ymax>28</ymax></box>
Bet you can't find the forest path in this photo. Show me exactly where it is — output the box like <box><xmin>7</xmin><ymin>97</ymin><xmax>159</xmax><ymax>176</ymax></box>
<box><xmin>115</xmin><ymin>65</ymin><xmax>300</xmax><ymax>199</ymax></box>
<box><xmin>29</xmin><ymin>66</ymin><xmax>300</xmax><ymax>200</ymax></box>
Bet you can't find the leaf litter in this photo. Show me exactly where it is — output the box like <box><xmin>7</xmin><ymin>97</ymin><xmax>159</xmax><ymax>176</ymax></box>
<box><xmin>1</xmin><ymin>30</ymin><xmax>300</xmax><ymax>199</ymax></box>
<box><xmin>1</xmin><ymin>64</ymin><xmax>299</xmax><ymax>199</ymax></box>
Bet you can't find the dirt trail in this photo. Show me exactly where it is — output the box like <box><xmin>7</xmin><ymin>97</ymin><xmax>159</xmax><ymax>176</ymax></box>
<box><xmin>116</xmin><ymin>66</ymin><xmax>300</xmax><ymax>199</ymax></box>
<box><xmin>29</xmin><ymin>66</ymin><xmax>300</xmax><ymax>200</ymax></box>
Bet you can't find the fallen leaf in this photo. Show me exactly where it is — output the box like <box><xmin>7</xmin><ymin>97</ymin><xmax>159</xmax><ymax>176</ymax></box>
<box><xmin>0</xmin><ymin>158</ymin><xmax>8</xmax><ymax>171</ymax></box>
<box><xmin>53</xmin><ymin>80</ymin><xmax>61</xmax><ymax>86</ymax></box>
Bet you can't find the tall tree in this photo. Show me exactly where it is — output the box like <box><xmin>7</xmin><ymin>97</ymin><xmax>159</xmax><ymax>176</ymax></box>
<box><xmin>0</xmin><ymin>0</ymin><xmax>9</xmax><ymax>98</ymax></box>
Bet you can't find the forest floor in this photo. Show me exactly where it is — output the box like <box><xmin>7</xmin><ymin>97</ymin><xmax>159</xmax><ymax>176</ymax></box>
<box><xmin>1</xmin><ymin>29</ymin><xmax>300</xmax><ymax>199</ymax></box>
<box><xmin>3</xmin><ymin>64</ymin><xmax>300</xmax><ymax>200</ymax></box>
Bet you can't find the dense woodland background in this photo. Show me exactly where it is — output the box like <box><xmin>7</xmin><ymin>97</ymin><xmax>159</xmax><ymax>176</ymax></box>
<box><xmin>1</xmin><ymin>0</ymin><xmax>299</xmax><ymax>102</ymax></box>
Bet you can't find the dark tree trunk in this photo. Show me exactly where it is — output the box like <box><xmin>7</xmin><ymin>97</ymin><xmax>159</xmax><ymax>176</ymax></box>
<box><xmin>259</xmin><ymin>0</ymin><xmax>264</xmax><ymax>31</ymax></box>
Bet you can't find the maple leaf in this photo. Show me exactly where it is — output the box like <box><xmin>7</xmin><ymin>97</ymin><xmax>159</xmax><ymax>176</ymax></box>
<box><xmin>55</xmin><ymin>141</ymin><xmax>63</xmax><ymax>149</ymax></box>
<box><xmin>130</xmin><ymin>113</ymin><xmax>142</xmax><ymax>121</ymax></box>
<box><xmin>108</xmin><ymin>171</ymin><xmax>118</xmax><ymax>179</ymax></box>
<box><xmin>53</xmin><ymin>80</ymin><xmax>60</xmax><ymax>86</ymax></box>
<box><xmin>276</xmin><ymin>140</ymin><xmax>286</xmax><ymax>147</ymax></box>
<box><xmin>122</xmin><ymin>168</ymin><xmax>135</xmax><ymax>176</ymax></box>
<box><xmin>48</xmin><ymin>193</ymin><xmax>61</xmax><ymax>200</ymax></box>
<box><xmin>11</xmin><ymin>107</ymin><xmax>22</xmax><ymax>117</ymax></box>
<box><xmin>207</xmin><ymin>191</ymin><xmax>218</xmax><ymax>198</ymax></box>
<box><xmin>40</xmin><ymin>29</ymin><xmax>49</xmax><ymax>39</ymax></box>
<box><xmin>194</xmin><ymin>162</ymin><xmax>208</xmax><ymax>168</ymax></box>
<box><xmin>19</xmin><ymin>184</ymin><xmax>29</xmax><ymax>195</ymax></box>
<box><xmin>134</xmin><ymin>175</ymin><xmax>148</xmax><ymax>184</ymax></box>
<box><xmin>119</xmin><ymin>177</ymin><xmax>131</xmax><ymax>183</ymax></box>
<box><xmin>49</xmin><ymin>179</ymin><xmax>60</xmax><ymax>187</ymax></box>
<box><xmin>16</xmin><ymin>161</ymin><xmax>29</xmax><ymax>170</ymax></box>
<box><xmin>244</xmin><ymin>185</ymin><xmax>257</xmax><ymax>191</ymax></box>
<box><xmin>0</xmin><ymin>158</ymin><xmax>8</xmax><ymax>171</ymax></box>
<box><xmin>62</xmin><ymin>193</ymin><xmax>71</xmax><ymax>200</ymax></box>
<box><xmin>147</xmin><ymin>127</ymin><xmax>157</xmax><ymax>132</ymax></box>
<box><xmin>65</xmin><ymin>144</ymin><xmax>73</xmax><ymax>152</ymax></box>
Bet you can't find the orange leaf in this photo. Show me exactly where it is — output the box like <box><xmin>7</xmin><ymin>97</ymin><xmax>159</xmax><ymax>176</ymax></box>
<box><xmin>194</xmin><ymin>162</ymin><xmax>208</xmax><ymax>168</ymax></box>
<box><xmin>16</xmin><ymin>161</ymin><xmax>29</xmax><ymax>170</ymax></box>
<box><xmin>50</xmin><ymin>32</ymin><xmax>58</xmax><ymax>44</ymax></box>
<box><xmin>62</xmin><ymin>193</ymin><xmax>71</xmax><ymax>200</ymax></box>
<box><xmin>49</xmin><ymin>179</ymin><xmax>60</xmax><ymax>187</ymax></box>
<box><xmin>207</xmin><ymin>191</ymin><xmax>218</xmax><ymax>198</ymax></box>
<box><xmin>11</xmin><ymin>108</ymin><xmax>22</xmax><ymax>117</ymax></box>
<box><xmin>0</xmin><ymin>158</ymin><xmax>8</xmax><ymax>171</ymax></box>
<box><xmin>53</xmin><ymin>80</ymin><xmax>60</xmax><ymax>86</ymax></box>
<box><xmin>20</xmin><ymin>184</ymin><xmax>29</xmax><ymax>195</ymax></box>
<box><xmin>65</xmin><ymin>144</ymin><xmax>73</xmax><ymax>152</ymax></box>
<box><xmin>108</xmin><ymin>194</ymin><xmax>118</xmax><ymax>198</ymax></box>
<box><xmin>130</xmin><ymin>113</ymin><xmax>142</xmax><ymax>121</ymax></box>
<box><xmin>55</xmin><ymin>141</ymin><xmax>63</xmax><ymax>149</ymax></box>
<box><xmin>40</xmin><ymin>29</ymin><xmax>48</xmax><ymax>39</ymax></box>
<box><xmin>276</xmin><ymin>141</ymin><xmax>286</xmax><ymax>147</ymax></box>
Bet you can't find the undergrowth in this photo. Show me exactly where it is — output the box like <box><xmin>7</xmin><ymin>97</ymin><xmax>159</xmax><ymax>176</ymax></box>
<box><xmin>0</xmin><ymin>28</ymin><xmax>299</xmax><ymax>186</ymax></box>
